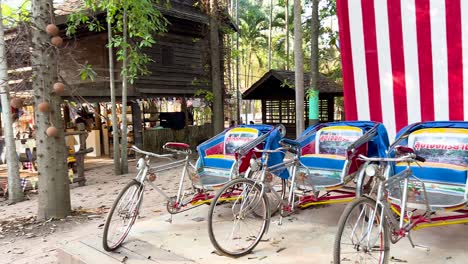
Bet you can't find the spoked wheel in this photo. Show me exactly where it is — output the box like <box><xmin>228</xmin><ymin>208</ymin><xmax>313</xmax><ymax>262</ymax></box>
<box><xmin>103</xmin><ymin>180</ymin><xmax>144</xmax><ymax>251</ymax></box>
<box><xmin>247</xmin><ymin>170</ymin><xmax>286</xmax><ymax>215</ymax></box>
<box><xmin>334</xmin><ymin>196</ymin><xmax>389</xmax><ymax>264</ymax></box>
<box><xmin>207</xmin><ymin>178</ymin><xmax>269</xmax><ymax>257</ymax></box>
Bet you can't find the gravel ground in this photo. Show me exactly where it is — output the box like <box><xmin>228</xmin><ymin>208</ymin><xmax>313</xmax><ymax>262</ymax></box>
<box><xmin>0</xmin><ymin>156</ymin><xmax>194</xmax><ymax>264</ymax></box>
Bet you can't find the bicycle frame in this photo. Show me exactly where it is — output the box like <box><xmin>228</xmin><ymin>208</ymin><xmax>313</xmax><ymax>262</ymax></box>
<box><xmin>135</xmin><ymin>153</ymin><xmax>195</xmax><ymax>210</ymax></box>
<box><xmin>249</xmin><ymin>148</ymin><xmax>300</xmax><ymax>220</ymax></box>
<box><xmin>363</xmin><ymin>160</ymin><xmax>432</xmax><ymax>248</ymax></box>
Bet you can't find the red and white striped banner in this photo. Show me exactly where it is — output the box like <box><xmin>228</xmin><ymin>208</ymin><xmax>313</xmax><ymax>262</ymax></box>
<box><xmin>337</xmin><ymin>0</ymin><xmax>467</xmax><ymax>139</ymax></box>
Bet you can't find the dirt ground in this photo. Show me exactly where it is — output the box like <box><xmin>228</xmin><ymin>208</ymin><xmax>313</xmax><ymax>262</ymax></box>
<box><xmin>0</xmin><ymin>157</ymin><xmax>192</xmax><ymax>264</ymax></box>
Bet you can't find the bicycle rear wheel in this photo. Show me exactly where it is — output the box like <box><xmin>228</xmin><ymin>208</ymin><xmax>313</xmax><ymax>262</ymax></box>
<box><xmin>334</xmin><ymin>196</ymin><xmax>389</xmax><ymax>264</ymax></box>
<box><xmin>207</xmin><ymin>178</ymin><xmax>269</xmax><ymax>257</ymax></box>
<box><xmin>103</xmin><ymin>180</ymin><xmax>144</xmax><ymax>251</ymax></box>
<box><xmin>247</xmin><ymin>169</ymin><xmax>286</xmax><ymax>215</ymax></box>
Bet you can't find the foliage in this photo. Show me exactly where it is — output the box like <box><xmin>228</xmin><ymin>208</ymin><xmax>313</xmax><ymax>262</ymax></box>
<box><xmin>79</xmin><ymin>63</ymin><xmax>97</xmax><ymax>81</ymax></box>
<box><xmin>228</xmin><ymin>0</ymin><xmax>340</xmax><ymax>93</ymax></box>
<box><xmin>1</xmin><ymin>0</ymin><xmax>30</xmax><ymax>27</ymax></box>
<box><xmin>194</xmin><ymin>89</ymin><xmax>214</xmax><ymax>103</ymax></box>
<box><xmin>66</xmin><ymin>0</ymin><xmax>169</xmax><ymax>83</ymax></box>
<box><xmin>305</xmin><ymin>88</ymin><xmax>318</xmax><ymax>99</ymax></box>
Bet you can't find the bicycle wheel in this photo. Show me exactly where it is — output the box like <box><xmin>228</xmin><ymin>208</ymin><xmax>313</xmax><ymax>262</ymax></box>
<box><xmin>247</xmin><ymin>169</ymin><xmax>286</xmax><ymax>215</ymax></box>
<box><xmin>103</xmin><ymin>180</ymin><xmax>144</xmax><ymax>251</ymax></box>
<box><xmin>334</xmin><ymin>196</ymin><xmax>389</xmax><ymax>264</ymax></box>
<box><xmin>207</xmin><ymin>178</ymin><xmax>269</xmax><ymax>257</ymax></box>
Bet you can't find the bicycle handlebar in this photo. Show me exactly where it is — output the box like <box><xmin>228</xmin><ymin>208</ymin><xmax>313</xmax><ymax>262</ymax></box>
<box><xmin>357</xmin><ymin>153</ymin><xmax>425</xmax><ymax>163</ymax></box>
<box><xmin>131</xmin><ymin>146</ymin><xmax>175</xmax><ymax>159</ymax></box>
<box><xmin>253</xmin><ymin>147</ymin><xmax>288</xmax><ymax>154</ymax></box>
<box><xmin>414</xmin><ymin>155</ymin><xmax>426</xmax><ymax>162</ymax></box>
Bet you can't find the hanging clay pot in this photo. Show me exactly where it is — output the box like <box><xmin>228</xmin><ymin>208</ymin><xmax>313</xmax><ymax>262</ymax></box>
<box><xmin>51</xmin><ymin>36</ymin><xmax>63</xmax><ymax>47</ymax></box>
<box><xmin>46</xmin><ymin>24</ymin><xmax>59</xmax><ymax>36</ymax></box>
<box><xmin>46</xmin><ymin>126</ymin><xmax>58</xmax><ymax>137</ymax></box>
<box><xmin>10</xmin><ymin>97</ymin><xmax>23</xmax><ymax>109</ymax></box>
<box><xmin>38</xmin><ymin>101</ymin><xmax>50</xmax><ymax>113</ymax></box>
<box><xmin>53</xmin><ymin>82</ymin><xmax>65</xmax><ymax>94</ymax></box>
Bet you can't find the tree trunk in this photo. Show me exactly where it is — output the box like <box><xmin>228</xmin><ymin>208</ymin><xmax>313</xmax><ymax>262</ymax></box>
<box><xmin>268</xmin><ymin>0</ymin><xmax>273</xmax><ymax>70</ymax></box>
<box><xmin>235</xmin><ymin>0</ymin><xmax>241</xmax><ymax>124</ymax></box>
<box><xmin>309</xmin><ymin>0</ymin><xmax>319</xmax><ymax>126</ymax></box>
<box><xmin>120</xmin><ymin>1</ymin><xmax>129</xmax><ymax>174</ymax></box>
<box><xmin>285</xmin><ymin>0</ymin><xmax>290</xmax><ymax>70</ymax></box>
<box><xmin>107</xmin><ymin>9</ymin><xmax>120</xmax><ymax>174</ymax></box>
<box><xmin>244</xmin><ymin>49</ymin><xmax>249</xmax><ymax>90</ymax></box>
<box><xmin>0</xmin><ymin>3</ymin><xmax>23</xmax><ymax>203</ymax></box>
<box><xmin>247</xmin><ymin>44</ymin><xmax>252</xmax><ymax>87</ymax></box>
<box><xmin>32</xmin><ymin>0</ymin><xmax>71</xmax><ymax>220</ymax></box>
<box><xmin>293</xmin><ymin>0</ymin><xmax>304</xmax><ymax>137</ymax></box>
<box><xmin>210</xmin><ymin>0</ymin><xmax>224</xmax><ymax>133</ymax></box>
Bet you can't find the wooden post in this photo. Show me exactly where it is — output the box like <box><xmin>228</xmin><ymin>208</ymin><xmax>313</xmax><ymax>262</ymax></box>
<box><xmin>131</xmin><ymin>101</ymin><xmax>143</xmax><ymax>148</ymax></box>
<box><xmin>77</xmin><ymin>126</ymin><xmax>87</xmax><ymax>186</ymax></box>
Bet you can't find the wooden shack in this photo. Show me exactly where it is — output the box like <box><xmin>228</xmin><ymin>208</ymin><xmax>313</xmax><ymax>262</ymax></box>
<box><xmin>242</xmin><ymin>70</ymin><xmax>343</xmax><ymax>138</ymax></box>
<box><xmin>4</xmin><ymin>0</ymin><xmax>231</xmax><ymax>156</ymax></box>
<box><xmin>55</xmin><ymin>0</ymin><xmax>215</xmax><ymax>99</ymax></box>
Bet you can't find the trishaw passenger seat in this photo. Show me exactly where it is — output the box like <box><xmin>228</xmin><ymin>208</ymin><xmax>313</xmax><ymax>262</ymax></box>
<box><xmin>196</xmin><ymin>127</ymin><xmax>263</xmax><ymax>188</ymax></box>
<box><xmin>300</xmin><ymin>126</ymin><xmax>364</xmax><ymax>171</ymax></box>
<box><xmin>297</xmin><ymin>126</ymin><xmax>365</xmax><ymax>188</ymax></box>
<box><xmin>392</xmin><ymin>127</ymin><xmax>468</xmax><ymax>208</ymax></box>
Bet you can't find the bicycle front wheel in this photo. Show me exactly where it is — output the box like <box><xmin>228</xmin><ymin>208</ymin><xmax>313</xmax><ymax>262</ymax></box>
<box><xmin>207</xmin><ymin>178</ymin><xmax>269</xmax><ymax>257</ymax></box>
<box><xmin>334</xmin><ymin>196</ymin><xmax>389</xmax><ymax>264</ymax></box>
<box><xmin>103</xmin><ymin>180</ymin><xmax>144</xmax><ymax>251</ymax></box>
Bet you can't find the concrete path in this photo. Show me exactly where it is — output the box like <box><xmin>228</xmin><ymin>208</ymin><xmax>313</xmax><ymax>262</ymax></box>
<box><xmin>59</xmin><ymin>204</ymin><xmax>468</xmax><ymax>264</ymax></box>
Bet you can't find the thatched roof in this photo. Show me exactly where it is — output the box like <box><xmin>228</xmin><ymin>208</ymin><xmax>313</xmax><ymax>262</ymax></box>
<box><xmin>243</xmin><ymin>70</ymin><xmax>342</xmax><ymax>100</ymax></box>
<box><xmin>55</xmin><ymin>0</ymin><xmax>84</xmax><ymax>16</ymax></box>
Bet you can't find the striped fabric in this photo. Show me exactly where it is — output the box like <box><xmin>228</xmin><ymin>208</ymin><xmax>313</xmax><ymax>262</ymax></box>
<box><xmin>337</xmin><ymin>0</ymin><xmax>467</xmax><ymax>139</ymax></box>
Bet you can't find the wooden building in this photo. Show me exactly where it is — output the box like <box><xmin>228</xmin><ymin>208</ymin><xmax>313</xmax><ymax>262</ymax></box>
<box><xmin>55</xmin><ymin>0</ymin><xmax>216</xmax><ymax>100</ymax></box>
<box><xmin>242</xmin><ymin>70</ymin><xmax>343</xmax><ymax>138</ymax></box>
<box><xmin>4</xmin><ymin>0</ymin><xmax>230</xmax><ymax>156</ymax></box>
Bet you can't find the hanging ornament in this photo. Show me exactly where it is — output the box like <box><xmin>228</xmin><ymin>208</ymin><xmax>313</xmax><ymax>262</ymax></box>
<box><xmin>46</xmin><ymin>126</ymin><xmax>58</xmax><ymax>137</ymax></box>
<box><xmin>10</xmin><ymin>97</ymin><xmax>23</xmax><ymax>109</ymax></box>
<box><xmin>46</xmin><ymin>24</ymin><xmax>59</xmax><ymax>36</ymax></box>
<box><xmin>51</xmin><ymin>36</ymin><xmax>63</xmax><ymax>47</ymax></box>
<box><xmin>38</xmin><ymin>101</ymin><xmax>50</xmax><ymax>113</ymax></box>
<box><xmin>53</xmin><ymin>82</ymin><xmax>65</xmax><ymax>94</ymax></box>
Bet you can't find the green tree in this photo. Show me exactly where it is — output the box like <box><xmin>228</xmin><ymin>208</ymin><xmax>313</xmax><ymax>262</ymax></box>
<box><xmin>238</xmin><ymin>0</ymin><xmax>268</xmax><ymax>88</ymax></box>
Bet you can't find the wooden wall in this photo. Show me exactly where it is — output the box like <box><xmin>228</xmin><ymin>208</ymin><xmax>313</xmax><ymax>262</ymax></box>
<box><xmin>135</xmin><ymin>16</ymin><xmax>211</xmax><ymax>97</ymax></box>
<box><xmin>142</xmin><ymin>124</ymin><xmax>213</xmax><ymax>153</ymax></box>
<box><xmin>59</xmin><ymin>13</ymin><xmax>211</xmax><ymax>99</ymax></box>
